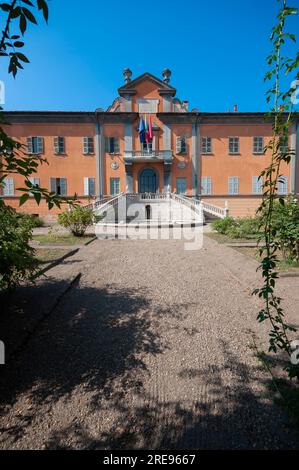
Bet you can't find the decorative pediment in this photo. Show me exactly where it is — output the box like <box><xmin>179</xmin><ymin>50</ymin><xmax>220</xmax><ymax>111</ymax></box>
<box><xmin>118</xmin><ymin>72</ymin><xmax>176</xmax><ymax>97</ymax></box>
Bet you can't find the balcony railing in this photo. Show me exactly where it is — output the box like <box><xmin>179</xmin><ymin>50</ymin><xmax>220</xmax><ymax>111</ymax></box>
<box><xmin>124</xmin><ymin>150</ymin><xmax>173</xmax><ymax>163</ymax></box>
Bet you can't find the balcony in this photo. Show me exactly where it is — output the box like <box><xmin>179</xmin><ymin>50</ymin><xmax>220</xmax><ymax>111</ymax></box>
<box><xmin>124</xmin><ymin>150</ymin><xmax>173</xmax><ymax>163</ymax></box>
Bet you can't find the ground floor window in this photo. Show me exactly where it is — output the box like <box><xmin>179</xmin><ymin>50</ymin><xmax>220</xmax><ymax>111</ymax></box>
<box><xmin>84</xmin><ymin>177</ymin><xmax>95</xmax><ymax>196</ymax></box>
<box><xmin>201</xmin><ymin>176</ymin><xmax>212</xmax><ymax>195</ymax></box>
<box><xmin>50</xmin><ymin>177</ymin><xmax>67</xmax><ymax>196</ymax></box>
<box><xmin>278</xmin><ymin>176</ymin><xmax>288</xmax><ymax>195</ymax></box>
<box><xmin>3</xmin><ymin>177</ymin><xmax>14</xmax><ymax>196</ymax></box>
<box><xmin>110</xmin><ymin>177</ymin><xmax>120</xmax><ymax>195</ymax></box>
<box><xmin>228</xmin><ymin>176</ymin><xmax>239</xmax><ymax>195</ymax></box>
<box><xmin>176</xmin><ymin>177</ymin><xmax>186</xmax><ymax>194</ymax></box>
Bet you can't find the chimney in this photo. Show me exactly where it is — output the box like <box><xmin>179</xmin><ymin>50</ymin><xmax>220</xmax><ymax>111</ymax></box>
<box><xmin>233</xmin><ymin>104</ymin><xmax>238</xmax><ymax>113</ymax></box>
<box><xmin>182</xmin><ymin>100</ymin><xmax>189</xmax><ymax>111</ymax></box>
<box><xmin>162</xmin><ymin>68</ymin><xmax>171</xmax><ymax>83</ymax></box>
<box><xmin>123</xmin><ymin>68</ymin><xmax>132</xmax><ymax>84</ymax></box>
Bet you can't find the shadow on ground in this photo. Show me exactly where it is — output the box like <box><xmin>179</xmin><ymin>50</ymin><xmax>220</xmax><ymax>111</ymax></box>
<box><xmin>0</xmin><ymin>278</ymin><xmax>298</xmax><ymax>450</ymax></box>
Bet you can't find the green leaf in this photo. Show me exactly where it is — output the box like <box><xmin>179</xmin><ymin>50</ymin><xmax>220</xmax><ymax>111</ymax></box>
<box><xmin>19</xmin><ymin>193</ymin><xmax>30</xmax><ymax>206</ymax></box>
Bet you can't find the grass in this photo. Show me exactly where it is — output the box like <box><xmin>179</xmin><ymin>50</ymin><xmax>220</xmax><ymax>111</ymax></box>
<box><xmin>206</xmin><ymin>231</ymin><xmax>299</xmax><ymax>272</ymax></box>
<box><xmin>34</xmin><ymin>248</ymin><xmax>71</xmax><ymax>265</ymax></box>
<box><xmin>205</xmin><ymin>232</ymin><xmax>259</xmax><ymax>244</ymax></box>
<box><xmin>33</xmin><ymin>234</ymin><xmax>94</xmax><ymax>246</ymax></box>
<box><xmin>232</xmin><ymin>246</ymin><xmax>299</xmax><ymax>272</ymax></box>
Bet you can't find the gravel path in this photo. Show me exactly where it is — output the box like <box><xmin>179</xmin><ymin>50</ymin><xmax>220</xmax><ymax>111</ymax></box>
<box><xmin>0</xmin><ymin>236</ymin><xmax>298</xmax><ymax>449</ymax></box>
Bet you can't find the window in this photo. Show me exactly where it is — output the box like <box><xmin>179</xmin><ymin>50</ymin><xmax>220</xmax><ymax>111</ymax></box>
<box><xmin>228</xmin><ymin>176</ymin><xmax>239</xmax><ymax>195</ymax></box>
<box><xmin>29</xmin><ymin>177</ymin><xmax>40</xmax><ymax>195</ymax></box>
<box><xmin>201</xmin><ymin>176</ymin><xmax>212</xmax><ymax>195</ymax></box>
<box><xmin>141</xmin><ymin>141</ymin><xmax>153</xmax><ymax>152</ymax></box>
<box><xmin>253</xmin><ymin>136</ymin><xmax>264</xmax><ymax>154</ymax></box>
<box><xmin>54</xmin><ymin>136</ymin><xmax>65</xmax><ymax>154</ymax></box>
<box><xmin>176</xmin><ymin>136</ymin><xmax>187</xmax><ymax>154</ymax></box>
<box><xmin>105</xmin><ymin>137</ymin><xmax>120</xmax><ymax>154</ymax></box>
<box><xmin>3</xmin><ymin>177</ymin><xmax>14</xmax><ymax>196</ymax></box>
<box><xmin>278</xmin><ymin>176</ymin><xmax>288</xmax><ymax>195</ymax></box>
<box><xmin>137</xmin><ymin>99</ymin><xmax>159</xmax><ymax>113</ymax></box>
<box><xmin>229</xmin><ymin>137</ymin><xmax>239</xmax><ymax>154</ymax></box>
<box><xmin>279</xmin><ymin>137</ymin><xmax>289</xmax><ymax>154</ymax></box>
<box><xmin>252</xmin><ymin>176</ymin><xmax>263</xmax><ymax>194</ymax></box>
<box><xmin>202</xmin><ymin>137</ymin><xmax>212</xmax><ymax>154</ymax></box>
<box><xmin>83</xmin><ymin>137</ymin><xmax>94</xmax><ymax>155</ymax></box>
<box><xmin>50</xmin><ymin>177</ymin><xmax>67</xmax><ymax>196</ymax></box>
<box><xmin>84</xmin><ymin>177</ymin><xmax>95</xmax><ymax>196</ymax></box>
<box><xmin>27</xmin><ymin>136</ymin><xmax>44</xmax><ymax>154</ymax></box>
<box><xmin>176</xmin><ymin>177</ymin><xmax>186</xmax><ymax>194</ymax></box>
<box><xmin>110</xmin><ymin>178</ymin><xmax>120</xmax><ymax>195</ymax></box>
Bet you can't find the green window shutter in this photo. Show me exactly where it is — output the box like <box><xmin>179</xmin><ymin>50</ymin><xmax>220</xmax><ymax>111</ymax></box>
<box><xmin>50</xmin><ymin>178</ymin><xmax>56</xmax><ymax>193</ymax></box>
<box><xmin>27</xmin><ymin>137</ymin><xmax>33</xmax><ymax>154</ymax></box>
<box><xmin>104</xmin><ymin>137</ymin><xmax>109</xmax><ymax>152</ymax></box>
<box><xmin>60</xmin><ymin>178</ymin><xmax>67</xmax><ymax>196</ymax></box>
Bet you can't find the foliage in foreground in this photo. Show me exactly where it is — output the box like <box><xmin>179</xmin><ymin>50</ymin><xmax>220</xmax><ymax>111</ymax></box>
<box><xmin>58</xmin><ymin>206</ymin><xmax>100</xmax><ymax>237</ymax></box>
<box><xmin>0</xmin><ymin>202</ymin><xmax>38</xmax><ymax>292</ymax></box>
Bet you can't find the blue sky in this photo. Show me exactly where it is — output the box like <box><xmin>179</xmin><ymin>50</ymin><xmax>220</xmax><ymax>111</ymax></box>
<box><xmin>1</xmin><ymin>0</ymin><xmax>298</xmax><ymax>112</ymax></box>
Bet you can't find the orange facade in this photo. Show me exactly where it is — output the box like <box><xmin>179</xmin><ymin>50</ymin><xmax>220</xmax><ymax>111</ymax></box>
<box><xmin>1</xmin><ymin>70</ymin><xmax>299</xmax><ymax>219</ymax></box>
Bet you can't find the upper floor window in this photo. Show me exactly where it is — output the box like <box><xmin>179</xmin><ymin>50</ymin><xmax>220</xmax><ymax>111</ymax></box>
<box><xmin>83</xmin><ymin>137</ymin><xmax>94</xmax><ymax>155</ymax></box>
<box><xmin>228</xmin><ymin>176</ymin><xmax>239</xmax><ymax>195</ymax></box>
<box><xmin>229</xmin><ymin>137</ymin><xmax>239</xmax><ymax>155</ymax></box>
<box><xmin>202</xmin><ymin>137</ymin><xmax>212</xmax><ymax>154</ymax></box>
<box><xmin>2</xmin><ymin>177</ymin><xmax>14</xmax><ymax>196</ymax></box>
<box><xmin>278</xmin><ymin>176</ymin><xmax>288</xmax><ymax>195</ymax></box>
<box><xmin>50</xmin><ymin>177</ymin><xmax>67</xmax><ymax>196</ymax></box>
<box><xmin>27</xmin><ymin>136</ymin><xmax>44</xmax><ymax>154</ymax></box>
<box><xmin>105</xmin><ymin>137</ymin><xmax>120</xmax><ymax>154</ymax></box>
<box><xmin>84</xmin><ymin>177</ymin><xmax>95</xmax><ymax>196</ymax></box>
<box><xmin>252</xmin><ymin>176</ymin><xmax>263</xmax><ymax>194</ymax></box>
<box><xmin>137</xmin><ymin>99</ymin><xmax>159</xmax><ymax>113</ymax></box>
<box><xmin>54</xmin><ymin>136</ymin><xmax>65</xmax><ymax>155</ymax></box>
<box><xmin>253</xmin><ymin>136</ymin><xmax>264</xmax><ymax>154</ymax></box>
<box><xmin>201</xmin><ymin>176</ymin><xmax>212</xmax><ymax>195</ymax></box>
<box><xmin>176</xmin><ymin>136</ymin><xmax>187</xmax><ymax>154</ymax></box>
<box><xmin>279</xmin><ymin>137</ymin><xmax>289</xmax><ymax>154</ymax></box>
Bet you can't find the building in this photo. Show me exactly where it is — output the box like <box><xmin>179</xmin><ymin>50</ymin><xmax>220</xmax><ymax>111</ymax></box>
<box><xmin>1</xmin><ymin>69</ymin><xmax>298</xmax><ymax>221</ymax></box>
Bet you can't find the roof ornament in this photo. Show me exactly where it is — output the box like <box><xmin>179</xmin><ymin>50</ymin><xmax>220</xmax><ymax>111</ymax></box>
<box><xmin>123</xmin><ymin>68</ymin><xmax>132</xmax><ymax>84</ymax></box>
<box><xmin>162</xmin><ymin>68</ymin><xmax>171</xmax><ymax>84</ymax></box>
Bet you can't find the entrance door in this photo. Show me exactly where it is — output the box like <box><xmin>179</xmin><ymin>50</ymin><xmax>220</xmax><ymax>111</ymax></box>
<box><xmin>139</xmin><ymin>168</ymin><xmax>157</xmax><ymax>193</ymax></box>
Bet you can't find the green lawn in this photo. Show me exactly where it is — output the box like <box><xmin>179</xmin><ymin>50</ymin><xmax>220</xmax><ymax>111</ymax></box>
<box><xmin>33</xmin><ymin>234</ymin><xmax>94</xmax><ymax>246</ymax></box>
<box><xmin>205</xmin><ymin>232</ymin><xmax>259</xmax><ymax>244</ymax></box>
<box><xmin>34</xmin><ymin>248</ymin><xmax>71</xmax><ymax>265</ymax></box>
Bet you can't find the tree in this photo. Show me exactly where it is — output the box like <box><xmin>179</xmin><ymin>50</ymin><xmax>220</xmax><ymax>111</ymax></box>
<box><xmin>0</xmin><ymin>0</ymin><xmax>74</xmax><ymax>209</ymax></box>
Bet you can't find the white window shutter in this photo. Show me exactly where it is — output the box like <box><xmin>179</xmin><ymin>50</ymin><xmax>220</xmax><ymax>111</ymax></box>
<box><xmin>60</xmin><ymin>178</ymin><xmax>67</xmax><ymax>196</ymax></box>
<box><xmin>83</xmin><ymin>137</ymin><xmax>88</xmax><ymax>154</ymax></box>
<box><xmin>50</xmin><ymin>178</ymin><xmax>56</xmax><ymax>193</ymax></box>
<box><xmin>152</xmin><ymin>135</ymin><xmax>156</xmax><ymax>151</ymax></box>
<box><xmin>176</xmin><ymin>136</ymin><xmax>182</xmax><ymax>153</ymax></box>
<box><xmin>3</xmin><ymin>177</ymin><xmax>14</xmax><ymax>196</ymax></box>
<box><xmin>114</xmin><ymin>138</ymin><xmax>120</xmax><ymax>154</ymax></box>
<box><xmin>27</xmin><ymin>137</ymin><xmax>33</xmax><ymax>154</ymax></box>
<box><xmin>37</xmin><ymin>137</ymin><xmax>44</xmax><ymax>154</ymax></box>
<box><xmin>89</xmin><ymin>178</ymin><xmax>95</xmax><ymax>195</ymax></box>
<box><xmin>84</xmin><ymin>177</ymin><xmax>89</xmax><ymax>196</ymax></box>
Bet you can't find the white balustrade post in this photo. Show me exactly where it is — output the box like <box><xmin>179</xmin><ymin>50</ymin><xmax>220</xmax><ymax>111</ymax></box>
<box><xmin>224</xmin><ymin>200</ymin><xmax>229</xmax><ymax>218</ymax></box>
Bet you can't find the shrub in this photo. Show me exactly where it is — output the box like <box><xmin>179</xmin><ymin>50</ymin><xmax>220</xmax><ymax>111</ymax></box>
<box><xmin>269</xmin><ymin>196</ymin><xmax>299</xmax><ymax>262</ymax></box>
<box><xmin>58</xmin><ymin>205</ymin><xmax>98</xmax><ymax>237</ymax></box>
<box><xmin>16</xmin><ymin>212</ymin><xmax>44</xmax><ymax>228</ymax></box>
<box><xmin>212</xmin><ymin>216</ymin><xmax>236</xmax><ymax>234</ymax></box>
<box><xmin>212</xmin><ymin>216</ymin><xmax>261</xmax><ymax>239</ymax></box>
<box><xmin>0</xmin><ymin>203</ymin><xmax>38</xmax><ymax>292</ymax></box>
